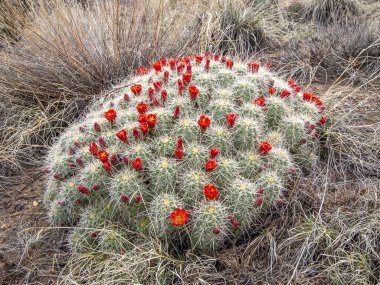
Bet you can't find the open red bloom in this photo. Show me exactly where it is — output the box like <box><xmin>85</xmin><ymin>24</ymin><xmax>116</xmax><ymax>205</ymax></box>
<box><xmin>226</xmin><ymin>59</ymin><xmax>234</xmax><ymax>69</ymax></box>
<box><xmin>204</xmin><ymin>184</ymin><xmax>219</xmax><ymax>200</ymax></box>
<box><xmin>188</xmin><ymin>85</ymin><xmax>199</xmax><ymax>100</ymax></box>
<box><xmin>268</xmin><ymin>87</ymin><xmax>276</xmax><ymax>95</ymax></box>
<box><xmin>259</xmin><ymin>141</ymin><xmax>272</xmax><ymax>155</ymax></box>
<box><xmin>140</xmin><ymin>122</ymin><xmax>149</xmax><ymax>135</ymax></box>
<box><xmin>205</xmin><ymin>159</ymin><xmax>218</xmax><ymax>172</ymax></box>
<box><xmin>281</xmin><ymin>89</ymin><xmax>291</xmax><ymax>98</ymax></box>
<box><xmin>146</xmin><ymin>114</ymin><xmax>157</xmax><ymax>128</ymax></box>
<box><xmin>136</xmin><ymin>102</ymin><xmax>149</xmax><ymax>114</ymax></box>
<box><xmin>104</xmin><ymin>109</ymin><xmax>117</xmax><ymax>123</ymax></box>
<box><xmin>254</xmin><ymin>97</ymin><xmax>266</xmax><ymax>107</ymax></box>
<box><xmin>89</xmin><ymin>143</ymin><xmax>98</xmax><ymax>156</ymax></box>
<box><xmin>210</xmin><ymin>147</ymin><xmax>219</xmax><ymax>158</ymax></box>
<box><xmin>97</xmin><ymin>150</ymin><xmax>109</xmax><ymax>162</ymax></box>
<box><xmin>132</xmin><ymin>158</ymin><xmax>144</xmax><ymax>172</ymax></box>
<box><xmin>152</xmin><ymin>61</ymin><xmax>162</xmax><ymax>72</ymax></box>
<box><xmin>226</xmin><ymin>113</ymin><xmax>236</xmax><ymax>127</ymax></box>
<box><xmin>174</xmin><ymin>149</ymin><xmax>185</xmax><ymax>159</ymax></box>
<box><xmin>103</xmin><ymin>162</ymin><xmax>112</xmax><ymax>173</ymax></box>
<box><xmin>116</xmin><ymin>129</ymin><xmax>128</xmax><ymax>142</ymax></box>
<box><xmin>182</xmin><ymin>73</ymin><xmax>192</xmax><ymax>85</ymax></box>
<box><xmin>131</xmin><ymin>84</ymin><xmax>142</xmax><ymax>95</ymax></box>
<box><xmin>170</xmin><ymin>208</ymin><xmax>189</xmax><ymax>226</ymax></box>
<box><xmin>198</xmin><ymin>115</ymin><xmax>211</xmax><ymax>130</ymax></box>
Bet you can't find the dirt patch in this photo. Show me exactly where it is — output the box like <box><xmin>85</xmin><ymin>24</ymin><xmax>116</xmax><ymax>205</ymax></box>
<box><xmin>0</xmin><ymin>172</ymin><xmax>69</xmax><ymax>284</ymax></box>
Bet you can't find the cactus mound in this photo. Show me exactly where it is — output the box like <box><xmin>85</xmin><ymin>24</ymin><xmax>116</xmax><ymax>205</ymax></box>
<box><xmin>44</xmin><ymin>54</ymin><xmax>327</xmax><ymax>254</ymax></box>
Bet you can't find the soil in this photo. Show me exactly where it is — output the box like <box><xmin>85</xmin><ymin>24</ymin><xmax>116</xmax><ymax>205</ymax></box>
<box><xmin>0</xmin><ymin>171</ymin><xmax>69</xmax><ymax>285</ymax></box>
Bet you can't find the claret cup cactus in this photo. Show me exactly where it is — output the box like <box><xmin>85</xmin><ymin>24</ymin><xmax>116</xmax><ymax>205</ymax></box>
<box><xmin>44</xmin><ymin>54</ymin><xmax>327</xmax><ymax>254</ymax></box>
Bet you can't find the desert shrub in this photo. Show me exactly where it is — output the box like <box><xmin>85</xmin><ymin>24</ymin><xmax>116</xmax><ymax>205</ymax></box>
<box><xmin>43</xmin><ymin>54</ymin><xmax>327</xmax><ymax>255</ymax></box>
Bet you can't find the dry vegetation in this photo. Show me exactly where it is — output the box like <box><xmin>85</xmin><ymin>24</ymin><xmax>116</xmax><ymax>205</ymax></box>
<box><xmin>0</xmin><ymin>0</ymin><xmax>379</xmax><ymax>284</ymax></box>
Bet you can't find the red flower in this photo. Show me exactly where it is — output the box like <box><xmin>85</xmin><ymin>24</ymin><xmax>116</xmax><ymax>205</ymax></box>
<box><xmin>169</xmin><ymin>59</ymin><xmax>177</xmax><ymax>70</ymax></box>
<box><xmin>195</xmin><ymin>55</ymin><xmax>203</xmax><ymax>64</ymax></box>
<box><xmin>174</xmin><ymin>149</ymin><xmax>185</xmax><ymax>159</ymax></box>
<box><xmin>89</xmin><ymin>143</ymin><xmax>98</xmax><ymax>156</ymax></box>
<box><xmin>248</xmin><ymin>62</ymin><xmax>260</xmax><ymax>72</ymax></box>
<box><xmin>182</xmin><ymin>73</ymin><xmax>192</xmax><ymax>85</ymax></box>
<box><xmin>259</xmin><ymin>141</ymin><xmax>272</xmax><ymax>155</ymax></box>
<box><xmin>152</xmin><ymin>61</ymin><xmax>162</xmax><ymax>72</ymax></box>
<box><xmin>94</xmin><ymin>122</ymin><xmax>101</xmax><ymax>132</ymax></box>
<box><xmin>78</xmin><ymin>185</ymin><xmax>89</xmax><ymax>195</ymax></box>
<box><xmin>146</xmin><ymin>113</ymin><xmax>157</xmax><ymax>128</ymax></box>
<box><xmin>204</xmin><ymin>184</ymin><xmax>219</xmax><ymax>200</ymax></box>
<box><xmin>104</xmin><ymin>109</ymin><xmax>117</xmax><ymax>123</ymax></box>
<box><xmin>319</xmin><ymin>117</ymin><xmax>327</xmax><ymax>125</ymax></box>
<box><xmin>281</xmin><ymin>90</ymin><xmax>291</xmax><ymax>98</ymax></box>
<box><xmin>138</xmin><ymin>114</ymin><xmax>147</xmax><ymax>123</ymax></box>
<box><xmin>140</xmin><ymin>122</ymin><xmax>149</xmax><ymax>135</ymax></box>
<box><xmin>103</xmin><ymin>162</ymin><xmax>112</xmax><ymax>173</ymax></box>
<box><xmin>120</xmin><ymin>194</ymin><xmax>129</xmax><ymax>204</ymax></box>
<box><xmin>97</xmin><ymin>150</ymin><xmax>109</xmax><ymax>162</ymax></box>
<box><xmin>188</xmin><ymin>85</ymin><xmax>199</xmax><ymax>100</ymax></box>
<box><xmin>170</xmin><ymin>208</ymin><xmax>189</xmax><ymax>226</ymax></box>
<box><xmin>131</xmin><ymin>84</ymin><xmax>142</xmax><ymax>95</ymax></box>
<box><xmin>173</xmin><ymin>106</ymin><xmax>180</xmax><ymax>119</ymax></box>
<box><xmin>177</xmin><ymin>63</ymin><xmax>185</xmax><ymax>73</ymax></box>
<box><xmin>153</xmin><ymin>81</ymin><xmax>162</xmax><ymax>92</ymax></box>
<box><xmin>136</xmin><ymin>102</ymin><xmax>149</xmax><ymax>114</ymax></box>
<box><xmin>256</xmin><ymin>197</ymin><xmax>264</xmax><ymax>206</ymax></box>
<box><xmin>205</xmin><ymin>159</ymin><xmax>218</xmax><ymax>172</ymax></box>
<box><xmin>132</xmin><ymin>158</ymin><xmax>144</xmax><ymax>172</ymax></box>
<box><xmin>160</xmin><ymin>58</ymin><xmax>167</xmax><ymax>66</ymax></box>
<box><xmin>198</xmin><ymin>115</ymin><xmax>211</xmax><ymax>130</ymax></box>
<box><xmin>116</xmin><ymin>129</ymin><xmax>128</xmax><ymax>142</ymax></box>
<box><xmin>226</xmin><ymin>113</ymin><xmax>236</xmax><ymax>128</ymax></box>
<box><xmin>254</xmin><ymin>97</ymin><xmax>266</xmax><ymax>107</ymax></box>
<box><xmin>210</xmin><ymin>147</ymin><xmax>219</xmax><ymax>158</ymax></box>
<box><xmin>214</xmin><ymin>54</ymin><xmax>219</xmax><ymax>60</ymax></box>
<box><xmin>268</xmin><ymin>87</ymin><xmax>276</xmax><ymax>95</ymax></box>
<box><xmin>226</xmin><ymin>59</ymin><xmax>234</xmax><ymax>69</ymax></box>
<box><xmin>213</xmin><ymin>227</ymin><xmax>220</xmax><ymax>235</ymax></box>
<box><xmin>134</xmin><ymin>194</ymin><xmax>142</xmax><ymax>204</ymax></box>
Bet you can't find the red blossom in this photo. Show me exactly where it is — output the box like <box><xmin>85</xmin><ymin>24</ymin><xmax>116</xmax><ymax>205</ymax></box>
<box><xmin>256</xmin><ymin>197</ymin><xmax>264</xmax><ymax>206</ymax></box>
<box><xmin>198</xmin><ymin>115</ymin><xmax>211</xmax><ymax>130</ymax></box>
<box><xmin>152</xmin><ymin>61</ymin><xmax>162</xmax><ymax>72</ymax></box>
<box><xmin>210</xmin><ymin>147</ymin><xmax>219</xmax><ymax>159</ymax></box>
<box><xmin>195</xmin><ymin>55</ymin><xmax>203</xmax><ymax>64</ymax></box>
<box><xmin>138</xmin><ymin>114</ymin><xmax>147</xmax><ymax>123</ymax></box>
<box><xmin>226</xmin><ymin>113</ymin><xmax>236</xmax><ymax>128</ymax></box>
<box><xmin>268</xmin><ymin>87</ymin><xmax>276</xmax><ymax>95</ymax></box>
<box><xmin>130</xmin><ymin>84</ymin><xmax>142</xmax><ymax>95</ymax></box>
<box><xmin>140</xmin><ymin>122</ymin><xmax>149</xmax><ymax>135</ymax></box>
<box><xmin>116</xmin><ymin>129</ymin><xmax>128</xmax><ymax>142</ymax></box>
<box><xmin>132</xmin><ymin>158</ymin><xmax>144</xmax><ymax>172</ymax></box>
<box><xmin>226</xmin><ymin>59</ymin><xmax>234</xmax><ymax>69</ymax></box>
<box><xmin>136</xmin><ymin>102</ymin><xmax>149</xmax><ymax>114</ymax></box>
<box><xmin>120</xmin><ymin>194</ymin><xmax>129</xmax><ymax>204</ymax></box>
<box><xmin>188</xmin><ymin>85</ymin><xmax>199</xmax><ymax>100</ymax></box>
<box><xmin>205</xmin><ymin>159</ymin><xmax>218</xmax><ymax>172</ymax></box>
<box><xmin>174</xmin><ymin>149</ymin><xmax>185</xmax><ymax>159</ymax></box>
<box><xmin>213</xmin><ymin>227</ymin><xmax>220</xmax><ymax>235</ymax></box>
<box><xmin>182</xmin><ymin>73</ymin><xmax>192</xmax><ymax>86</ymax></box>
<box><xmin>319</xmin><ymin>117</ymin><xmax>327</xmax><ymax>125</ymax></box>
<box><xmin>98</xmin><ymin>150</ymin><xmax>109</xmax><ymax>163</ymax></box>
<box><xmin>170</xmin><ymin>208</ymin><xmax>189</xmax><ymax>226</ymax></box>
<box><xmin>281</xmin><ymin>89</ymin><xmax>291</xmax><ymax>98</ymax></box>
<box><xmin>248</xmin><ymin>62</ymin><xmax>260</xmax><ymax>72</ymax></box>
<box><xmin>104</xmin><ymin>109</ymin><xmax>117</xmax><ymax>123</ymax></box>
<box><xmin>78</xmin><ymin>185</ymin><xmax>89</xmax><ymax>195</ymax></box>
<box><xmin>254</xmin><ymin>97</ymin><xmax>266</xmax><ymax>107</ymax></box>
<box><xmin>146</xmin><ymin>114</ymin><xmax>157</xmax><ymax>128</ymax></box>
<box><xmin>204</xmin><ymin>184</ymin><xmax>219</xmax><ymax>200</ymax></box>
<box><xmin>259</xmin><ymin>141</ymin><xmax>272</xmax><ymax>155</ymax></box>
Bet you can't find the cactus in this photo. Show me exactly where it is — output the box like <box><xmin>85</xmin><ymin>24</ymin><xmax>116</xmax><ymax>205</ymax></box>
<box><xmin>44</xmin><ymin>54</ymin><xmax>326</xmax><ymax>254</ymax></box>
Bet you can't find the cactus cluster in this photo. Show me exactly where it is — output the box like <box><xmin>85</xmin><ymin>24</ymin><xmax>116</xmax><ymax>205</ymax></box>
<box><xmin>44</xmin><ymin>54</ymin><xmax>327</xmax><ymax>254</ymax></box>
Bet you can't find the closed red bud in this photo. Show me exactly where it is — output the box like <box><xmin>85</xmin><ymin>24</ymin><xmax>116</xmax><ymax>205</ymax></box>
<box><xmin>177</xmin><ymin>63</ymin><xmax>185</xmax><ymax>74</ymax></box>
<box><xmin>110</xmin><ymin>154</ymin><xmax>118</xmax><ymax>165</ymax></box>
<box><xmin>74</xmin><ymin>141</ymin><xmax>80</xmax><ymax>148</ymax></box>
<box><xmin>221</xmin><ymin>56</ymin><xmax>226</xmax><ymax>63</ymax></box>
<box><xmin>90</xmin><ymin>231</ymin><xmax>97</xmax><ymax>238</ymax></box>
<box><xmin>205</xmin><ymin>58</ymin><xmax>210</xmax><ymax>71</ymax></box>
<box><xmin>178</xmin><ymin>79</ymin><xmax>183</xmax><ymax>96</ymax></box>
<box><xmin>69</xmin><ymin>148</ymin><xmax>75</xmax><ymax>155</ymax></box>
<box><xmin>78</xmin><ymin>185</ymin><xmax>89</xmax><ymax>195</ymax></box>
<box><xmin>148</xmin><ymin>87</ymin><xmax>154</xmax><ymax>99</ymax></box>
<box><xmin>75</xmin><ymin>199</ymin><xmax>81</xmax><ymax>205</ymax></box>
<box><xmin>164</xmin><ymin>70</ymin><xmax>169</xmax><ymax>82</ymax></box>
<box><xmin>94</xmin><ymin>122</ymin><xmax>101</xmax><ymax>132</ymax></box>
<box><xmin>313</xmin><ymin>132</ymin><xmax>319</xmax><ymax>139</ymax></box>
<box><xmin>256</xmin><ymin>197</ymin><xmax>264</xmax><ymax>206</ymax></box>
<box><xmin>176</xmin><ymin>137</ymin><xmax>183</xmax><ymax>150</ymax></box>
<box><xmin>289</xmin><ymin>168</ymin><xmax>297</xmax><ymax>174</ymax></box>
<box><xmin>133</xmin><ymin>128</ymin><xmax>140</xmax><ymax>141</ymax></box>
<box><xmin>213</xmin><ymin>227</ymin><xmax>220</xmax><ymax>235</ymax></box>
<box><xmin>300</xmin><ymin>138</ymin><xmax>307</xmax><ymax>144</ymax></box>
<box><xmin>226</xmin><ymin>59</ymin><xmax>234</xmax><ymax>69</ymax></box>
<box><xmin>267</xmin><ymin>63</ymin><xmax>272</xmax><ymax>70</ymax></box>
<box><xmin>58</xmin><ymin>200</ymin><xmax>66</xmax><ymax>206</ymax></box>
<box><xmin>76</xmin><ymin>157</ymin><xmax>84</xmax><ymax>167</ymax></box>
<box><xmin>134</xmin><ymin>195</ymin><xmax>142</xmax><ymax>204</ymax></box>
<box><xmin>173</xmin><ymin>106</ymin><xmax>180</xmax><ymax>119</ymax></box>
<box><xmin>195</xmin><ymin>55</ymin><xmax>203</xmax><ymax>64</ymax></box>
<box><xmin>269</xmin><ymin>87</ymin><xmax>276</xmax><ymax>95</ymax></box>
<box><xmin>79</xmin><ymin>126</ymin><xmax>84</xmax><ymax>132</ymax></box>
<box><xmin>232</xmin><ymin>220</ymin><xmax>239</xmax><ymax>228</ymax></box>
<box><xmin>140</xmin><ymin>122</ymin><xmax>149</xmax><ymax>135</ymax></box>
<box><xmin>121</xmin><ymin>194</ymin><xmax>129</xmax><ymax>204</ymax></box>
<box><xmin>161</xmin><ymin>90</ymin><xmax>167</xmax><ymax>103</ymax></box>
<box><xmin>228</xmin><ymin>215</ymin><xmax>234</xmax><ymax>221</ymax></box>
<box><xmin>214</xmin><ymin>54</ymin><xmax>219</xmax><ymax>60</ymax></box>
<box><xmin>69</xmin><ymin>162</ymin><xmax>76</xmax><ymax>169</ymax></box>
<box><xmin>93</xmin><ymin>184</ymin><xmax>100</xmax><ymax>191</ymax></box>
<box><xmin>182</xmin><ymin>73</ymin><xmax>192</xmax><ymax>85</ymax></box>
<box><xmin>153</xmin><ymin>81</ymin><xmax>162</xmax><ymax>92</ymax></box>
<box><xmin>186</xmin><ymin>64</ymin><xmax>192</xmax><ymax>74</ymax></box>
<box><xmin>124</xmin><ymin>93</ymin><xmax>130</xmax><ymax>102</ymax></box>
<box><xmin>53</xmin><ymin>173</ymin><xmax>61</xmax><ymax>180</ymax></box>
<box><xmin>152</xmin><ymin>97</ymin><xmax>160</xmax><ymax>106</ymax></box>
<box><xmin>174</xmin><ymin>149</ymin><xmax>185</xmax><ymax>159</ymax></box>
<box><xmin>210</xmin><ymin>147</ymin><xmax>219</xmax><ymax>158</ymax></box>
<box><xmin>123</xmin><ymin>155</ymin><xmax>129</xmax><ymax>165</ymax></box>
<box><xmin>103</xmin><ymin>162</ymin><xmax>112</xmax><ymax>173</ymax></box>
<box><xmin>110</xmin><ymin>102</ymin><xmax>115</xmax><ymax>107</ymax></box>
<box><xmin>276</xmin><ymin>199</ymin><xmax>284</xmax><ymax>206</ymax></box>
<box><xmin>257</xmin><ymin>188</ymin><xmax>264</xmax><ymax>194</ymax></box>
<box><xmin>309</xmin><ymin>124</ymin><xmax>316</xmax><ymax>130</ymax></box>
<box><xmin>98</xmin><ymin>137</ymin><xmax>107</xmax><ymax>148</ymax></box>
<box><xmin>319</xmin><ymin>117</ymin><xmax>327</xmax><ymax>125</ymax></box>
